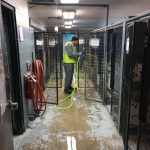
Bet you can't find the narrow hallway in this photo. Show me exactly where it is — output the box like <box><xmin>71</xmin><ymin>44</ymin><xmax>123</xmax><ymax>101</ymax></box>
<box><xmin>1</xmin><ymin>1</ymin><xmax>150</xmax><ymax>150</ymax></box>
<box><xmin>14</xmin><ymin>88</ymin><xmax>124</xmax><ymax>150</ymax></box>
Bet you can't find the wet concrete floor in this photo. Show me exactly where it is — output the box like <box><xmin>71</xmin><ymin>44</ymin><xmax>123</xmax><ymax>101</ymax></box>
<box><xmin>14</xmin><ymin>87</ymin><xmax>124</xmax><ymax>150</ymax></box>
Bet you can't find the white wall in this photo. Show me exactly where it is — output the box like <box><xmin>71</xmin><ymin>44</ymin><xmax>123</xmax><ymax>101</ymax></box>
<box><xmin>4</xmin><ymin>0</ymin><xmax>29</xmax><ymax>27</ymax></box>
<box><xmin>108</xmin><ymin>0</ymin><xmax>150</xmax><ymax>24</ymax></box>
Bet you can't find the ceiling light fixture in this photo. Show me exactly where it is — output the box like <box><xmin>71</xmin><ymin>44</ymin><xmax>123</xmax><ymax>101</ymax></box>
<box><xmin>60</xmin><ymin>0</ymin><xmax>79</xmax><ymax>4</ymax></box>
<box><xmin>65</xmin><ymin>25</ymin><xmax>72</xmax><ymax>29</ymax></box>
<box><xmin>64</xmin><ymin>21</ymin><xmax>73</xmax><ymax>25</ymax></box>
<box><xmin>63</xmin><ymin>11</ymin><xmax>75</xmax><ymax>19</ymax></box>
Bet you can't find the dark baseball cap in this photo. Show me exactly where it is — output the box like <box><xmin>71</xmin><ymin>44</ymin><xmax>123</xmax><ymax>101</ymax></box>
<box><xmin>71</xmin><ymin>36</ymin><xmax>79</xmax><ymax>41</ymax></box>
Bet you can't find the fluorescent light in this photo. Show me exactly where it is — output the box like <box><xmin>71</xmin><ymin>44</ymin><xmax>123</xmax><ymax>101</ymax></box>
<box><xmin>63</xmin><ymin>12</ymin><xmax>69</xmax><ymax>19</ymax></box>
<box><xmin>69</xmin><ymin>12</ymin><xmax>75</xmax><ymax>19</ymax></box>
<box><xmin>64</xmin><ymin>21</ymin><xmax>72</xmax><ymax>25</ymax></box>
<box><xmin>61</xmin><ymin>0</ymin><xmax>79</xmax><ymax>3</ymax></box>
<box><xmin>65</xmin><ymin>25</ymin><xmax>72</xmax><ymax>29</ymax></box>
<box><xmin>63</xmin><ymin>11</ymin><xmax>75</xmax><ymax>19</ymax></box>
<box><xmin>54</xmin><ymin>26</ymin><xmax>58</xmax><ymax>32</ymax></box>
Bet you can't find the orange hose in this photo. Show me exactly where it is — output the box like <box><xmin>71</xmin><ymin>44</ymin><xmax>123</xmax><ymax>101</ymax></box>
<box><xmin>32</xmin><ymin>60</ymin><xmax>47</xmax><ymax>116</ymax></box>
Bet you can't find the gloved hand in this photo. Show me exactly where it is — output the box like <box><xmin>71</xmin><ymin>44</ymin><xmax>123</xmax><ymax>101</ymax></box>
<box><xmin>79</xmin><ymin>51</ymin><xmax>85</xmax><ymax>58</ymax></box>
<box><xmin>79</xmin><ymin>52</ymin><xmax>82</xmax><ymax>56</ymax></box>
<box><xmin>81</xmin><ymin>51</ymin><xmax>86</xmax><ymax>55</ymax></box>
<box><xmin>79</xmin><ymin>51</ymin><xmax>86</xmax><ymax>57</ymax></box>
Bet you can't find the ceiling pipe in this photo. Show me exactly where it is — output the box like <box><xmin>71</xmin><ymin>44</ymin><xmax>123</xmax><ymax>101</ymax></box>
<box><xmin>29</xmin><ymin>2</ymin><xmax>109</xmax><ymax>7</ymax></box>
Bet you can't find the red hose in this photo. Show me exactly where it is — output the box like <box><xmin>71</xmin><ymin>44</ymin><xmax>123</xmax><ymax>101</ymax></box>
<box><xmin>32</xmin><ymin>60</ymin><xmax>47</xmax><ymax>116</ymax></box>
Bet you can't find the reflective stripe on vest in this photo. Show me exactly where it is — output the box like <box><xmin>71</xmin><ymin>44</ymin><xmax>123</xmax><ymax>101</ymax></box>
<box><xmin>63</xmin><ymin>42</ymin><xmax>76</xmax><ymax>63</ymax></box>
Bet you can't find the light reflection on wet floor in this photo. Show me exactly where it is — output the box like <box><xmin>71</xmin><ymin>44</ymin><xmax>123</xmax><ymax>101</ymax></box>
<box><xmin>14</xmin><ymin>87</ymin><xmax>124</xmax><ymax>150</ymax></box>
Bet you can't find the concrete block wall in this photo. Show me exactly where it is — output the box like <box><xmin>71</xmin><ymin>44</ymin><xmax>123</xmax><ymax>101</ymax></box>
<box><xmin>17</xmin><ymin>27</ymin><xmax>35</xmax><ymax>127</ymax></box>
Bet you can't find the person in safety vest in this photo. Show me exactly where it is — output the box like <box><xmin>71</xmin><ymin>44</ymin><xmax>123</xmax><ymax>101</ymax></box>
<box><xmin>63</xmin><ymin>35</ymin><xmax>85</xmax><ymax>94</ymax></box>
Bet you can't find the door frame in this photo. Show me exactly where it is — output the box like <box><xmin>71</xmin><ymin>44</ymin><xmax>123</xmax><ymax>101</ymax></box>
<box><xmin>1</xmin><ymin>1</ymin><xmax>25</xmax><ymax>134</ymax></box>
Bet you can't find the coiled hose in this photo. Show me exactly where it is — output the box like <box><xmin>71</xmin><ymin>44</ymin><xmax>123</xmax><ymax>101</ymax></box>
<box><xmin>56</xmin><ymin>57</ymin><xmax>80</xmax><ymax>110</ymax></box>
<box><xmin>32</xmin><ymin>60</ymin><xmax>47</xmax><ymax>116</ymax></box>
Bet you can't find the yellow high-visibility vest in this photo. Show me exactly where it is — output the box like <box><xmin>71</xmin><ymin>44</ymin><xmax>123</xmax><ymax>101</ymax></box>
<box><xmin>63</xmin><ymin>42</ymin><xmax>77</xmax><ymax>63</ymax></box>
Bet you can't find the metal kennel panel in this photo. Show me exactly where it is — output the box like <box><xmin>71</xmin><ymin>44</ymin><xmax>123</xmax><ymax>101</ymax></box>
<box><xmin>44</xmin><ymin>33</ymin><xmax>62</xmax><ymax>88</ymax></box>
<box><xmin>120</xmin><ymin>23</ymin><xmax>134</xmax><ymax>150</ymax></box>
<box><xmin>78</xmin><ymin>33</ymin><xmax>90</xmax><ymax>88</ymax></box>
<box><xmin>43</xmin><ymin>33</ymin><xmax>63</xmax><ymax>104</ymax></box>
<box><xmin>120</xmin><ymin>22</ymin><xmax>147</xmax><ymax>150</ymax></box>
<box><xmin>105</xmin><ymin>29</ymin><xmax>114</xmax><ymax>113</ymax></box>
<box><xmin>139</xmin><ymin>19</ymin><xmax>150</xmax><ymax>150</ymax></box>
<box><xmin>97</xmin><ymin>32</ymin><xmax>106</xmax><ymax>101</ymax></box>
<box><xmin>111</xmin><ymin>26</ymin><xmax>123</xmax><ymax>127</ymax></box>
<box><xmin>105</xmin><ymin>26</ymin><xmax>124</xmax><ymax>129</ymax></box>
<box><xmin>83</xmin><ymin>32</ymin><xmax>106</xmax><ymax>103</ymax></box>
<box><xmin>43</xmin><ymin>33</ymin><xmax>50</xmax><ymax>82</ymax></box>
